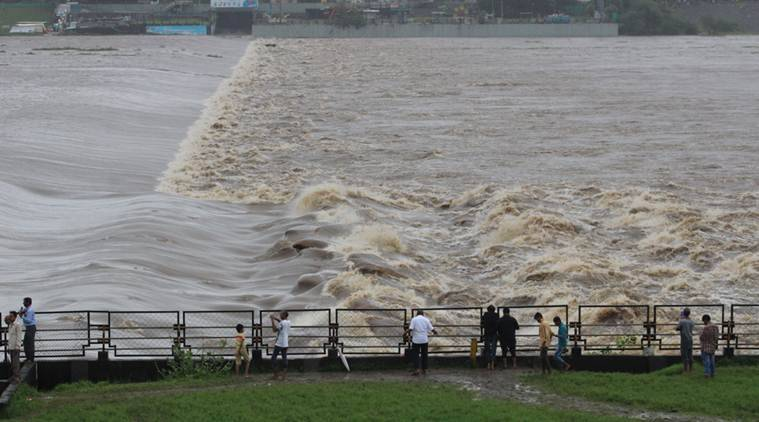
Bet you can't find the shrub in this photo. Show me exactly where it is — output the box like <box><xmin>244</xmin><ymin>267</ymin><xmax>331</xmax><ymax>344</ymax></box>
<box><xmin>161</xmin><ymin>345</ymin><xmax>232</xmax><ymax>379</ymax></box>
<box><xmin>699</xmin><ymin>16</ymin><xmax>740</xmax><ymax>35</ymax></box>
<box><xmin>330</xmin><ymin>5</ymin><xmax>367</xmax><ymax>29</ymax></box>
<box><xmin>615</xmin><ymin>0</ymin><xmax>697</xmax><ymax>35</ymax></box>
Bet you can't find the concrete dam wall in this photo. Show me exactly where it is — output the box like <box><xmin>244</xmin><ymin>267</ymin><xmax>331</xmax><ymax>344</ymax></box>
<box><xmin>250</xmin><ymin>23</ymin><xmax>619</xmax><ymax>38</ymax></box>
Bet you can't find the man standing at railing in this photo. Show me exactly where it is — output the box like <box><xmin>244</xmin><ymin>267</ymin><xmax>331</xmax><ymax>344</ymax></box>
<box><xmin>699</xmin><ymin>314</ymin><xmax>719</xmax><ymax>378</ymax></box>
<box><xmin>676</xmin><ymin>307</ymin><xmax>694</xmax><ymax>373</ymax></box>
<box><xmin>19</xmin><ymin>297</ymin><xmax>36</xmax><ymax>362</ymax></box>
<box><xmin>4</xmin><ymin>311</ymin><xmax>23</xmax><ymax>383</ymax></box>
<box><xmin>270</xmin><ymin>311</ymin><xmax>291</xmax><ymax>380</ymax></box>
<box><xmin>534</xmin><ymin>312</ymin><xmax>554</xmax><ymax>375</ymax></box>
<box><xmin>497</xmin><ymin>307</ymin><xmax>519</xmax><ymax>369</ymax></box>
<box><xmin>481</xmin><ymin>305</ymin><xmax>499</xmax><ymax>370</ymax></box>
<box><xmin>407</xmin><ymin>310</ymin><xmax>437</xmax><ymax>376</ymax></box>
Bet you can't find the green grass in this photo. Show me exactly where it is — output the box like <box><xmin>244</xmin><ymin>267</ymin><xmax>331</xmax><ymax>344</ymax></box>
<box><xmin>525</xmin><ymin>362</ymin><xmax>759</xmax><ymax>420</ymax></box>
<box><xmin>3</xmin><ymin>378</ymin><xmax>626</xmax><ymax>421</ymax></box>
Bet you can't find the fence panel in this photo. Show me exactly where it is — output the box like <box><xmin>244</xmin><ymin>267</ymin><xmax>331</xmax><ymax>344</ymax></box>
<box><xmin>731</xmin><ymin>305</ymin><xmax>759</xmax><ymax>353</ymax></box>
<box><xmin>31</xmin><ymin>311</ymin><xmax>91</xmax><ymax>359</ymax></box>
<box><xmin>499</xmin><ymin>305</ymin><xmax>569</xmax><ymax>353</ymax></box>
<box><xmin>259</xmin><ymin>309</ymin><xmax>331</xmax><ymax>356</ymax></box>
<box><xmin>335</xmin><ymin>309</ymin><xmax>406</xmax><ymax>355</ymax></box>
<box><xmin>576</xmin><ymin>305</ymin><xmax>649</xmax><ymax>352</ymax></box>
<box><xmin>183</xmin><ymin>311</ymin><xmax>256</xmax><ymax>356</ymax></box>
<box><xmin>410</xmin><ymin>307</ymin><xmax>482</xmax><ymax>354</ymax></box>
<box><xmin>109</xmin><ymin>311</ymin><xmax>179</xmax><ymax>357</ymax></box>
<box><xmin>653</xmin><ymin>304</ymin><xmax>725</xmax><ymax>353</ymax></box>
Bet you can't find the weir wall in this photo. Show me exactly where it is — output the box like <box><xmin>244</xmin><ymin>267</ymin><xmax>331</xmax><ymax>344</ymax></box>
<box><xmin>250</xmin><ymin>23</ymin><xmax>619</xmax><ymax>38</ymax></box>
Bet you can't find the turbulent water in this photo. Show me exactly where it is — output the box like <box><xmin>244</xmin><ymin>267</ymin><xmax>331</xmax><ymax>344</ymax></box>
<box><xmin>2</xmin><ymin>36</ymin><xmax>758</xmax><ymax>316</ymax></box>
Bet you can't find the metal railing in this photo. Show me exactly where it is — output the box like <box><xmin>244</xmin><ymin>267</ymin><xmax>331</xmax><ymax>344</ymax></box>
<box><xmin>653</xmin><ymin>304</ymin><xmax>726</xmax><ymax>353</ymax></box>
<box><xmin>501</xmin><ymin>305</ymin><xmax>569</xmax><ymax>353</ymax></box>
<box><xmin>576</xmin><ymin>305</ymin><xmax>650</xmax><ymax>352</ymax></box>
<box><xmin>0</xmin><ymin>304</ymin><xmax>756</xmax><ymax>360</ymax></box>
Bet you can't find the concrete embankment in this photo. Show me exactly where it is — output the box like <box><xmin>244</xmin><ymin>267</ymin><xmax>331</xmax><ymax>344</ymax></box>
<box><xmin>251</xmin><ymin>23</ymin><xmax>619</xmax><ymax>38</ymax></box>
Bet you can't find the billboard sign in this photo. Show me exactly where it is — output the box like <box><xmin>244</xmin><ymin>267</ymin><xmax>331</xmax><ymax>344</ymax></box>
<box><xmin>211</xmin><ymin>0</ymin><xmax>258</xmax><ymax>9</ymax></box>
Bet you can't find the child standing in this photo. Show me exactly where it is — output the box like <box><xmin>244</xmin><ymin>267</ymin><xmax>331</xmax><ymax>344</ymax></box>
<box><xmin>234</xmin><ymin>323</ymin><xmax>251</xmax><ymax>377</ymax></box>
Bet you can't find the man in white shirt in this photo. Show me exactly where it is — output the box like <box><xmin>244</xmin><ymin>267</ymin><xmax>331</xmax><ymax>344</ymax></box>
<box><xmin>406</xmin><ymin>310</ymin><xmax>438</xmax><ymax>376</ymax></box>
<box><xmin>270</xmin><ymin>311</ymin><xmax>291</xmax><ymax>380</ymax></box>
<box><xmin>5</xmin><ymin>311</ymin><xmax>23</xmax><ymax>383</ymax></box>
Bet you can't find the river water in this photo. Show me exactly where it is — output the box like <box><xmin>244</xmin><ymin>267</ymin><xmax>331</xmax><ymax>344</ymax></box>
<box><xmin>1</xmin><ymin>36</ymin><xmax>758</xmax><ymax>317</ymax></box>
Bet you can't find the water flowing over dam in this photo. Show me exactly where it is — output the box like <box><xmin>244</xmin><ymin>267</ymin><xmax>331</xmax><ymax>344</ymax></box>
<box><xmin>1</xmin><ymin>36</ymin><xmax>758</xmax><ymax>313</ymax></box>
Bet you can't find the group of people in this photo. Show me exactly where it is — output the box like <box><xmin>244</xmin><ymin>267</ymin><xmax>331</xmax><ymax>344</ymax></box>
<box><xmin>233</xmin><ymin>311</ymin><xmax>291</xmax><ymax>380</ymax></box>
<box><xmin>3</xmin><ymin>297</ymin><xmax>37</xmax><ymax>384</ymax></box>
<box><xmin>403</xmin><ymin>307</ymin><xmax>571</xmax><ymax>376</ymax></box>
<box><xmin>677</xmin><ymin>308</ymin><xmax>720</xmax><ymax>378</ymax></box>
<box><xmin>480</xmin><ymin>306</ymin><xmax>570</xmax><ymax>374</ymax></box>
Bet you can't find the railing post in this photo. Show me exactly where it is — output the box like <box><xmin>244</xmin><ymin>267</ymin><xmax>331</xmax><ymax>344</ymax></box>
<box><xmin>328</xmin><ymin>321</ymin><xmax>339</xmax><ymax>359</ymax></box>
<box><xmin>1</xmin><ymin>311</ymin><xmax>7</xmax><ymax>363</ymax></box>
<box><xmin>724</xmin><ymin>305</ymin><xmax>735</xmax><ymax>358</ymax></box>
<box><xmin>95</xmin><ymin>312</ymin><xmax>110</xmax><ymax>361</ymax></box>
<box><xmin>571</xmin><ymin>307</ymin><xmax>582</xmax><ymax>358</ymax></box>
<box><xmin>402</xmin><ymin>321</ymin><xmax>412</xmax><ymax>362</ymax></box>
<box><xmin>252</xmin><ymin>318</ymin><xmax>263</xmax><ymax>368</ymax></box>
<box><xmin>642</xmin><ymin>306</ymin><xmax>655</xmax><ymax>356</ymax></box>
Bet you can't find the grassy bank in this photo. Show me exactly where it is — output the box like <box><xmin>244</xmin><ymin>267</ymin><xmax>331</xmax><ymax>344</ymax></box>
<box><xmin>525</xmin><ymin>362</ymin><xmax>759</xmax><ymax>420</ymax></box>
<box><xmin>3</xmin><ymin>377</ymin><xmax>625</xmax><ymax>421</ymax></box>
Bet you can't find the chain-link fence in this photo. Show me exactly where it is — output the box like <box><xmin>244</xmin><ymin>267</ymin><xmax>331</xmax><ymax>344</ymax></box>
<box><xmin>576</xmin><ymin>305</ymin><xmax>649</xmax><ymax>353</ymax></box>
<box><xmin>109</xmin><ymin>311</ymin><xmax>180</xmax><ymax>357</ymax></box>
<box><xmin>1</xmin><ymin>304</ymin><xmax>756</xmax><ymax>360</ymax></box>
<box><xmin>335</xmin><ymin>308</ymin><xmax>406</xmax><ymax>355</ymax></box>
<box><xmin>730</xmin><ymin>305</ymin><xmax>759</xmax><ymax>353</ymax></box>
<box><xmin>183</xmin><ymin>311</ymin><xmax>255</xmax><ymax>356</ymax></box>
<box><xmin>410</xmin><ymin>307</ymin><xmax>482</xmax><ymax>354</ymax></box>
<box><xmin>259</xmin><ymin>309</ymin><xmax>331</xmax><ymax>356</ymax></box>
<box><xmin>499</xmin><ymin>305</ymin><xmax>569</xmax><ymax>353</ymax></box>
<box><xmin>32</xmin><ymin>311</ymin><xmax>90</xmax><ymax>358</ymax></box>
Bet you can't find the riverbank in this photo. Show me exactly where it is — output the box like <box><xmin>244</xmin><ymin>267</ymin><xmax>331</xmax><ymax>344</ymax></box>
<box><xmin>3</xmin><ymin>376</ymin><xmax>622</xmax><ymax>422</ymax></box>
<box><xmin>6</xmin><ymin>363</ymin><xmax>752</xmax><ymax>421</ymax></box>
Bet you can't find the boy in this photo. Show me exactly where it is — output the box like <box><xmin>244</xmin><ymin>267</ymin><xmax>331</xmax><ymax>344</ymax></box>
<box><xmin>234</xmin><ymin>323</ymin><xmax>251</xmax><ymax>377</ymax></box>
<box><xmin>553</xmin><ymin>316</ymin><xmax>571</xmax><ymax>371</ymax></box>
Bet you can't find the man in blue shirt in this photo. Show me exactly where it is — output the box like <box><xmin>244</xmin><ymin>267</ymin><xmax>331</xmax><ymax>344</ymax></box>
<box><xmin>553</xmin><ymin>316</ymin><xmax>571</xmax><ymax>371</ymax></box>
<box><xmin>20</xmin><ymin>297</ymin><xmax>37</xmax><ymax>362</ymax></box>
